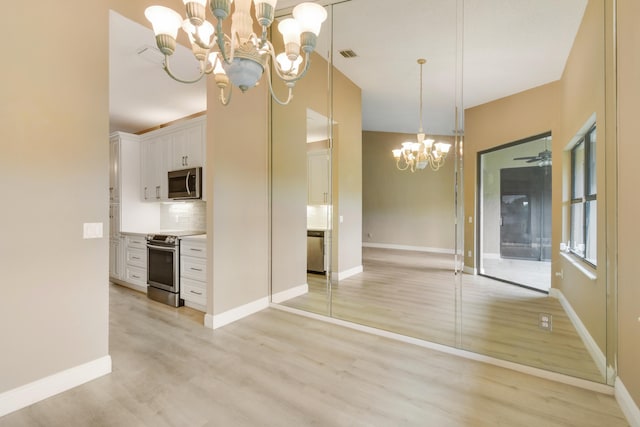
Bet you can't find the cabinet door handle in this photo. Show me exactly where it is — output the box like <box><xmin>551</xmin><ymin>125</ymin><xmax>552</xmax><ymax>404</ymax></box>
<box><xmin>144</xmin><ymin>187</ymin><xmax>148</xmax><ymax>200</ymax></box>
<box><xmin>190</xmin><ymin>267</ymin><xmax>203</xmax><ymax>272</ymax></box>
<box><xmin>131</xmin><ymin>256</ymin><xmax>140</xmax><ymax>260</ymax></box>
<box><xmin>132</xmin><ymin>274</ymin><xmax>140</xmax><ymax>279</ymax></box>
<box><xmin>189</xmin><ymin>290</ymin><xmax>203</xmax><ymax>295</ymax></box>
<box><xmin>189</xmin><ymin>248</ymin><xmax>203</xmax><ymax>252</ymax></box>
<box><xmin>185</xmin><ymin>155</ymin><xmax>189</xmax><ymax>166</ymax></box>
<box><xmin>156</xmin><ymin>185</ymin><xmax>160</xmax><ymax>199</ymax></box>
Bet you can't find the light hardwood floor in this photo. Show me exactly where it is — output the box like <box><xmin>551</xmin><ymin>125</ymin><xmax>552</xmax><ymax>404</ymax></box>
<box><xmin>0</xmin><ymin>283</ymin><xmax>627</xmax><ymax>426</ymax></box>
<box><xmin>283</xmin><ymin>247</ymin><xmax>604</xmax><ymax>382</ymax></box>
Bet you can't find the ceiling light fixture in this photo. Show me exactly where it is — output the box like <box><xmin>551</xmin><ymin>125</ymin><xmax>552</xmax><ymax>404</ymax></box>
<box><xmin>392</xmin><ymin>59</ymin><xmax>451</xmax><ymax>172</ymax></box>
<box><xmin>144</xmin><ymin>0</ymin><xmax>327</xmax><ymax>106</ymax></box>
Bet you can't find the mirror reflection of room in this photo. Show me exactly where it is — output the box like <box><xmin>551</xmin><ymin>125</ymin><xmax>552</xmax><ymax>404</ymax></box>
<box><xmin>271</xmin><ymin>0</ymin><xmax>613</xmax><ymax>386</ymax></box>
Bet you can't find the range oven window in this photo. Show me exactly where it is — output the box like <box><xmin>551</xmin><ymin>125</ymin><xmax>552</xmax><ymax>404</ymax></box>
<box><xmin>147</xmin><ymin>244</ymin><xmax>178</xmax><ymax>292</ymax></box>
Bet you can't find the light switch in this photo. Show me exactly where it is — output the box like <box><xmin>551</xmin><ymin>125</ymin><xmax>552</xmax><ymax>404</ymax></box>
<box><xmin>339</xmin><ymin>215</ymin><xmax>344</xmax><ymax>223</ymax></box>
<box><xmin>83</xmin><ymin>222</ymin><xmax>103</xmax><ymax>239</ymax></box>
<box><xmin>468</xmin><ymin>216</ymin><xmax>473</xmax><ymax>223</ymax></box>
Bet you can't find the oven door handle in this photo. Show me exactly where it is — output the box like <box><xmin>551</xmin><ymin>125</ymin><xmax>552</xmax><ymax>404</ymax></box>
<box><xmin>147</xmin><ymin>244</ymin><xmax>178</xmax><ymax>252</ymax></box>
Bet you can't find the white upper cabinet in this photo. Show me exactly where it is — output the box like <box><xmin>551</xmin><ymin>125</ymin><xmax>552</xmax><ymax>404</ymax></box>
<box><xmin>141</xmin><ymin>135</ymin><xmax>169</xmax><ymax>201</ymax></box>
<box><xmin>308</xmin><ymin>150</ymin><xmax>330</xmax><ymax>205</ymax></box>
<box><xmin>169</xmin><ymin>122</ymin><xmax>205</xmax><ymax>171</ymax></box>
<box><xmin>140</xmin><ymin>116</ymin><xmax>206</xmax><ymax>202</ymax></box>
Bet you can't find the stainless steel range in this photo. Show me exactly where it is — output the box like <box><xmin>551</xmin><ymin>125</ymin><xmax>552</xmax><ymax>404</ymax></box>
<box><xmin>146</xmin><ymin>231</ymin><xmax>204</xmax><ymax>307</ymax></box>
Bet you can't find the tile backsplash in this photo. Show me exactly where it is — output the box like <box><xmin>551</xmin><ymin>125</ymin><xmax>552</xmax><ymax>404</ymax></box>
<box><xmin>160</xmin><ymin>201</ymin><xmax>206</xmax><ymax>231</ymax></box>
<box><xmin>307</xmin><ymin>204</ymin><xmax>332</xmax><ymax>229</ymax></box>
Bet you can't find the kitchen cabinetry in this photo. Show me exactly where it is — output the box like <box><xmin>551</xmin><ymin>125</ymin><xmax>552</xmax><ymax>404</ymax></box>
<box><xmin>140</xmin><ymin>135</ymin><xmax>168</xmax><ymax>201</ymax></box>
<box><xmin>109</xmin><ymin>132</ymin><xmax>159</xmax><ymax>285</ymax></box>
<box><xmin>308</xmin><ymin>150</ymin><xmax>330</xmax><ymax>205</ymax></box>
<box><xmin>109</xmin><ymin>236</ymin><xmax>123</xmax><ymax>280</ymax></box>
<box><xmin>109</xmin><ymin>137</ymin><xmax>120</xmax><ymax>202</ymax></box>
<box><xmin>140</xmin><ymin>116</ymin><xmax>206</xmax><ymax>202</ymax></box>
<box><xmin>109</xmin><ymin>136</ymin><xmax>123</xmax><ymax>281</ymax></box>
<box><xmin>122</xmin><ymin>234</ymin><xmax>147</xmax><ymax>291</ymax></box>
<box><xmin>180</xmin><ymin>237</ymin><xmax>206</xmax><ymax>311</ymax></box>
<box><xmin>168</xmin><ymin>122</ymin><xmax>205</xmax><ymax>170</ymax></box>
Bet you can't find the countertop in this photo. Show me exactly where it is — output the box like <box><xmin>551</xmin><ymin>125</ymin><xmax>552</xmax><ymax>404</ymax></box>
<box><xmin>180</xmin><ymin>234</ymin><xmax>206</xmax><ymax>241</ymax></box>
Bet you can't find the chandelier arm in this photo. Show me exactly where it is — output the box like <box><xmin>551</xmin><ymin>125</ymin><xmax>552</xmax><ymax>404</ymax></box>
<box><xmin>219</xmin><ymin>84</ymin><xmax>232</xmax><ymax>106</ymax></box>
<box><xmin>191</xmin><ymin>26</ymin><xmax>216</xmax><ymax>51</ymax></box>
<box><xmin>266</xmin><ymin>41</ymin><xmax>312</xmax><ymax>84</ymax></box>
<box><xmin>395</xmin><ymin>158</ymin><xmax>410</xmax><ymax>171</ymax></box>
<box><xmin>265</xmin><ymin>65</ymin><xmax>294</xmax><ymax>105</ymax></box>
<box><xmin>162</xmin><ymin>56</ymin><xmax>206</xmax><ymax>84</ymax></box>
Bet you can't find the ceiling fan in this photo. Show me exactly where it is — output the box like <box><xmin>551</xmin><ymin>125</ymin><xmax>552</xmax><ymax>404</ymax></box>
<box><xmin>513</xmin><ymin>146</ymin><xmax>552</xmax><ymax>167</ymax></box>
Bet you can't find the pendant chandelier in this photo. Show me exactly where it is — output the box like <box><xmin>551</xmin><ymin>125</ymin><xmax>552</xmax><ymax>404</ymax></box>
<box><xmin>392</xmin><ymin>59</ymin><xmax>451</xmax><ymax>172</ymax></box>
<box><xmin>144</xmin><ymin>0</ymin><xmax>327</xmax><ymax>106</ymax></box>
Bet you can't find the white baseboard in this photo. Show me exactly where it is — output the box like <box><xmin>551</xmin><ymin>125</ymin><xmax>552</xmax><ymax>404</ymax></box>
<box><xmin>0</xmin><ymin>356</ymin><xmax>112</xmax><ymax>417</ymax></box>
<box><xmin>271</xmin><ymin>304</ymin><xmax>613</xmax><ymax>395</ymax></box>
<box><xmin>463</xmin><ymin>265</ymin><xmax>477</xmax><ymax>275</ymax></box>
<box><xmin>272</xmin><ymin>284</ymin><xmax>308</xmax><ymax>304</ymax></box>
<box><xmin>205</xmin><ymin>297</ymin><xmax>269</xmax><ymax>330</ymax></box>
<box><xmin>616</xmin><ymin>377</ymin><xmax>640</xmax><ymax>427</ymax></box>
<box><xmin>363</xmin><ymin>242</ymin><xmax>455</xmax><ymax>254</ymax></box>
<box><xmin>331</xmin><ymin>265</ymin><xmax>364</xmax><ymax>281</ymax></box>
<box><xmin>549</xmin><ymin>288</ymin><xmax>606</xmax><ymax>379</ymax></box>
<box><xmin>614</xmin><ymin>377</ymin><xmax>640</xmax><ymax>427</ymax></box>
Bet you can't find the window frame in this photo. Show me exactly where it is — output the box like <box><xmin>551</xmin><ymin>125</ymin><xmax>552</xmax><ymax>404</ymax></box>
<box><xmin>569</xmin><ymin>124</ymin><xmax>597</xmax><ymax>267</ymax></box>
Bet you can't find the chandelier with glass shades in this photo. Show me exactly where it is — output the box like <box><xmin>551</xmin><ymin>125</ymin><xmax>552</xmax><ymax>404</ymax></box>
<box><xmin>392</xmin><ymin>59</ymin><xmax>451</xmax><ymax>172</ymax></box>
<box><xmin>144</xmin><ymin>0</ymin><xmax>327</xmax><ymax>106</ymax></box>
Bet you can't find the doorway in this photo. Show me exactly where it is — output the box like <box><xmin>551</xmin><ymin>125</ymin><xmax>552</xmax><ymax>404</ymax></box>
<box><xmin>478</xmin><ymin>134</ymin><xmax>552</xmax><ymax>292</ymax></box>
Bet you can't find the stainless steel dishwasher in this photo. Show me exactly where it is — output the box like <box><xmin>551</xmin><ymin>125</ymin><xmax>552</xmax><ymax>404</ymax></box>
<box><xmin>307</xmin><ymin>230</ymin><xmax>325</xmax><ymax>273</ymax></box>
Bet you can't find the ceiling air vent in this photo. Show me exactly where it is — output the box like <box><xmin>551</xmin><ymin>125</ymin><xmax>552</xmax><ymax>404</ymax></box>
<box><xmin>339</xmin><ymin>49</ymin><xmax>358</xmax><ymax>58</ymax></box>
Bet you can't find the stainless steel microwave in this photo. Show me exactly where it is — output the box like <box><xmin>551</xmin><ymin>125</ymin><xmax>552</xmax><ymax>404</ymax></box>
<box><xmin>168</xmin><ymin>167</ymin><xmax>202</xmax><ymax>200</ymax></box>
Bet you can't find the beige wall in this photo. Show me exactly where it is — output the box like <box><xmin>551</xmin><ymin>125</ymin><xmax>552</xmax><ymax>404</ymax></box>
<box><xmin>362</xmin><ymin>131</ymin><xmax>455</xmax><ymax>251</ymax></box>
<box><xmin>464</xmin><ymin>0</ymin><xmax>609</xmax><ymax>358</ymax></box>
<box><xmin>464</xmin><ymin>81</ymin><xmax>560</xmax><ymax>269</ymax></box>
<box><xmin>206</xmin><ymin>35</ymin><xmax>270</xmax><ymax>314</ymax></box>
<box><xmin>271</xmin><ymin>44</ymin><xmax>362</xmax><ymax>295</ymax></box>
<box><xmin>555</xmin><ymin>0</ymin><xmax>608</xmax><ymax>355</ymax></box>
<box><xmin>271</xmin><ymin>50</ymin><xmax>329</xmax><ymax>297</ymax></box>
<box><xmin>332</xmin><ymin>66</ymin><xmax>363</xmax><ymax>275</ymax></box>
<box><xmin>1</xmin><ymin>1</ymin><xmax>110</xmax><ymax>392</ymax></box>
<box><xmin>616</xmin><ymin>0</ymin><xmax>640</xmax><ymax>407</ymax></box>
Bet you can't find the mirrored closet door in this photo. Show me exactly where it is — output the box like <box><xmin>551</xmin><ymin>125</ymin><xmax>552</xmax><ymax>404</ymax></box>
<box><xmin>270</xmin><ymin>0</ymin><xmax>616</xmax><ymax>386</ymax></box>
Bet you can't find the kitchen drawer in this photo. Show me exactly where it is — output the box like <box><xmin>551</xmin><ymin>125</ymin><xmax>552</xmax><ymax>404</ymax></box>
<box><xmin>126</xmin><ymin>247</ymin><xmax>146</xmax><ymax>268</ymax></box>
<box><xmin>125</xmin><ymin>235</ymin><xmax>147</xmax><ymax>249</ymax></box>
<box><xmin>181</xmin><ymin>277</ymin><xmax>206</xmax><ymax>306</ymax></box>
<box><xmin>181</xmin><ymin>239</ymin><xmax>206</xmax><ymax>259</ymax></box>
<box><xmin>125</xmin><ymin>265</ymin><xmax>147</xmax><ymax>288</ymax></box>
<box><xmin>181</xmin><ymin>256</ymin><xmax>206</xmax><ymax>281</ymax></box>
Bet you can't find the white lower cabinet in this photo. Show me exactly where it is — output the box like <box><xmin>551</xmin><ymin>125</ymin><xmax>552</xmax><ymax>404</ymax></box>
<box><xmin>180</xmin><ymin>238</ymin><xmax>206</xmax><ymax>311</ymax></box>
<box><xmin>109</xmin><ymin>237</ymin><xmax>124</xmax><ymax>281</ymax></box>
<box><xmin>114</xmin><ymin>234</ymin><xmax>148</xmax><ymax>291</ymax></box>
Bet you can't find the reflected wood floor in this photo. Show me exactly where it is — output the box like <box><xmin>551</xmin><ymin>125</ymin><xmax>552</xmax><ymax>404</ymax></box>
<box><xmin>284</xmin><ymin>247</ymin><xmax>604</xmax><ymax>382</ymax></box>
<box><xmin>0</xmin><ymin>284</ymin><xmax>627</xmax><ymax>426</ymax></box>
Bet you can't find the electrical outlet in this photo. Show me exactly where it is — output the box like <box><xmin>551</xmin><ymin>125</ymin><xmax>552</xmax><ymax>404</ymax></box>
<box><xmin>539</xmin><ymin>313</ymin><xmax>553</xmax><ymax>331</ymax></box>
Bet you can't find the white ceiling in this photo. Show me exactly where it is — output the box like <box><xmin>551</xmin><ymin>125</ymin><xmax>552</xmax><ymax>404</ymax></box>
<box><xmin>109</xmin><ymin>0</ymin><xmax>587</xmax><ymax>135</ymax></box>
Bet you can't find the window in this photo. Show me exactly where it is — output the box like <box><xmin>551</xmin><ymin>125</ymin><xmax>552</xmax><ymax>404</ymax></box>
<box><xmin>570</xmin><ymin>125</ymin><xmax>596</xmax><ymax>265</ymax></box>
